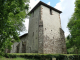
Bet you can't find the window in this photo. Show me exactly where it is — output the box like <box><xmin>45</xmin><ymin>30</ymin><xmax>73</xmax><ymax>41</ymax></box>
<box><xmin>33</xmin><ymin>32</ymin><xmax>34</xmax><ymax>36</ymax></box>
<box><xmin>50</xmin><ymin>9</ymin><xmax>52</xmax><ymax>15</ymax></box>
<box><xmin>33</xmin><ymin>11</ymin><xmax>34</xmax><ymax>17</ymax></box>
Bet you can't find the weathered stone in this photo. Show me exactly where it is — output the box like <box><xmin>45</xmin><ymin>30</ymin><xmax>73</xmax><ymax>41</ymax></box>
<box><xmin>7</xmin><ymin>1</ymin><xmax>67</xmax><ymax>54</ymax></box>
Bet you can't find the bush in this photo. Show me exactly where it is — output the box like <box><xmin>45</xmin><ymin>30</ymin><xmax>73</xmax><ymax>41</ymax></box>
<box><xmin>3</xmin><ymin>53</ymin><xmax>80</xmax><ymax>60</ymax></box>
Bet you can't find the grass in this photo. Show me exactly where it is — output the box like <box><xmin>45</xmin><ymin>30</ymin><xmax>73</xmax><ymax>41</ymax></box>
<box><xmin>0</xmin><ymin>57</ymin><xmax>34</xmax><ymax>60</ymax></box>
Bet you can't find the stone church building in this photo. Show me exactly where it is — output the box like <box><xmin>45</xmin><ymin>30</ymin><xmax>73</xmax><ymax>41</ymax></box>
<box><xmin>6</xmin><ymin>1</ymin><xmax>67</xmax><ymax>54</ymax></box>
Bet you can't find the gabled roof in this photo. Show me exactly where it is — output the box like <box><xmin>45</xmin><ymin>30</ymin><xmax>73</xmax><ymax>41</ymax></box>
<box><xmin>29</xmin><ymin>1</ymin><xmax>62</xmax><ymax>14</ymax></box>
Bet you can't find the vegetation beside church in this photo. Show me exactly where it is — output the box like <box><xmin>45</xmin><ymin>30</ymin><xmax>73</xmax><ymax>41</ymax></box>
<box><xmin>0</xmin><ymin>53</ymin><xmax>80</xmax><ymax>60</ymax></box>
<box><xmin>0</xmin><ymin>0</ymin><xmax>29</xmax><ymax>55</ymax></box>
<box><xmin>67</xmin><ymin>0</ymin><xmax>80</xmax><ymax>54</ymax></box>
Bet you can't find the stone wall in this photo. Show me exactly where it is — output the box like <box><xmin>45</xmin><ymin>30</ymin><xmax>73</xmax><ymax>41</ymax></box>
<box><xmin>9</xmin><ymin>34</ymin><xmax>28</xmax><ymax>53</ymax></box>
<box><xmin>60</xmin><ymin>28</ymin><xmax>67</xmax><ymax>54</ymax></box>
<box><xmin>27</xmin><ymin>6</ymin><xmax>41</xmax><ymax>53</ymax></box>
<box><xmin>38</xmin><ymin>5</ymin><xmax>43</xmax><ymax>53</ymax></box>
<box><xmin>40</xmin><ymin>5</ymin><xmax>66</xmax><ymax>54</ymax></box>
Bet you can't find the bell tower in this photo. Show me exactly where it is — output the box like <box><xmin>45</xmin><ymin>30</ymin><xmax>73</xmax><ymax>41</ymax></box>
<box><xmin>26</xmin><ymin>1</ymin><xmax>67</xmax><ymax>54</ymax></box>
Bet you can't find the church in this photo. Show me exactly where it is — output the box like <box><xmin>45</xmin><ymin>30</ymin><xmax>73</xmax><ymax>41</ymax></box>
<box><xmin>5</xmin><ymin>1</ymin><xmax>67</xmax><ymax>54</ymax></box>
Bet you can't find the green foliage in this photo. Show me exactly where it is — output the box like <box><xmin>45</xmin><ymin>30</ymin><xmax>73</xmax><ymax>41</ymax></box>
<box><xmin>0</xmin><ymin>0</ymin><xmax>29</xmax><ymax>55</ymax></box>
<box><xmin>67</xmin><ymin>0</ymin><xmax>80</xmax><ymax>54</ymax></box>
<box><xmin>2</xmin><ymin>53</ymin><xmax>80</xmax><ymax>60</ymax></box>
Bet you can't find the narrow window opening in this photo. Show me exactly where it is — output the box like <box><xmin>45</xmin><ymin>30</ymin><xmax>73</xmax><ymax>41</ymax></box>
<box><xmin>33</xmin><ymin>32</ymin><xmax>34</xmax><ymax>36</ymax></box>
<box><xmin>50</xmin><ymin>9</ymin><xmax>52</xmax><ymax>15</ymax></box>
<box><xmin>33</xmin><ymin>11</ymin><xmax>34</xmax><ymax>17</ymax></box>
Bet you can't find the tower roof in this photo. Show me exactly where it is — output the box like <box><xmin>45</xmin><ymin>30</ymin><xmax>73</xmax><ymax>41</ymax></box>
<box><xmin>29</xmin><ymin>1</ymin><xmax>62</xmax><ymax>14</ymax></box>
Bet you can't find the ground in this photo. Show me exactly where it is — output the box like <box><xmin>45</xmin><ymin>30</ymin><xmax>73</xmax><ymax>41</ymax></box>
<box><xmin>0</xmin><ymin>57</ymin><xmax>34</xmax><ymax>60</ymax></box>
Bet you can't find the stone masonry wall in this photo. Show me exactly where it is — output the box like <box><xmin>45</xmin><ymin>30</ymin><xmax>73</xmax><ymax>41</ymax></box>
<box><xmin>10</xmin><ymin>34</ymin><xmax>28</xmax><ymax>53</ymax></box>
<box><xmin>27</xmin><ymin>6</ymin><xmax>41</xmax><ymax>53</ymax></box>
<box><xmin>41</xmin><ymin>5</ymin><xmax>63</xmax><ymax>54</ymax></box>
<box><xmin>38</xmin><ymin>5</ymin><xmax>43</xmax><ymax>53</ymax></box>
<box><xmin>60</xmin><ymin>28</ymin><xmax>67</xmax><ymax>54</ymax></box>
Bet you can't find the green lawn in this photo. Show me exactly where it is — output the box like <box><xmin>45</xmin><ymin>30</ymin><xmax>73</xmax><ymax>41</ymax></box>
<box><xmin>0</xmin><ymin>57</ymin><xmax>32</xmax><ymax>60</ymax></box>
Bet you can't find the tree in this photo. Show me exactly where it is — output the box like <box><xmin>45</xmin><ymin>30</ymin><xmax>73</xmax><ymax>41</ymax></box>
<box><xmin>67</xmin><ymin>0</ymin><xmax>80</xmax><ymax>54</ymax></box>
<box><xmin>0</xmin><ymin>0</ymin><xmax>29</xmax><ymax>55</ymax></box>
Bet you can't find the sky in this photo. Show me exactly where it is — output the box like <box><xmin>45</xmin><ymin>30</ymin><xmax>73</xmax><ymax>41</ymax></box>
<box><xmin>20</xmin><ymin>0</ymin><xmax>75</xmax><ymax>37</ymax></box>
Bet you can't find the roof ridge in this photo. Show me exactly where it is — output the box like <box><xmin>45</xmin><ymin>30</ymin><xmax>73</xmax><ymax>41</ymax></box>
<box><xmin>29</xmin><ymin>1</ymin><xmax>62</xmax><ymax>14</ymax></box>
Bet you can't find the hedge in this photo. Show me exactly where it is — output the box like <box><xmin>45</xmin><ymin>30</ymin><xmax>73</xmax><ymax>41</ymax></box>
<box><xmin>3</xmin><ymin>53</ymin><xmax>80</xmax><ymax>60</ymax></box>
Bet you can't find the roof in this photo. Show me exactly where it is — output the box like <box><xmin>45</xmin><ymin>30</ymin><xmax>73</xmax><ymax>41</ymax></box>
<box><xmin>29</xmin><ymin>1</ymin><xmax>62</xmax><ymax>14</ymax></box>
<box><xmin>19</xmin><ymin>33</ymin><xmax>28</xmax><ymax>38</ymax></box>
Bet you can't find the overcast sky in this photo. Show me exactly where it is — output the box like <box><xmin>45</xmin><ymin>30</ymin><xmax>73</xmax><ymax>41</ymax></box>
<box><xmin>20</xmin><ymin>0</ymin><xmax>75</xmax><ymax>37</ymax></box>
